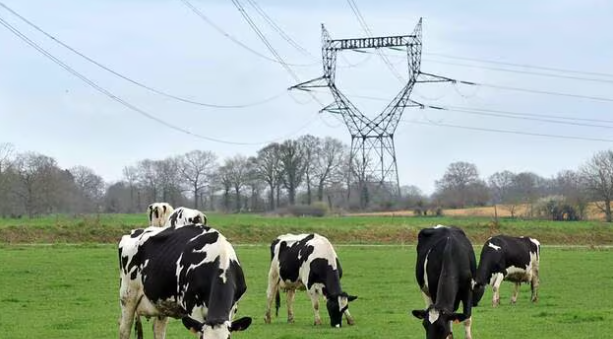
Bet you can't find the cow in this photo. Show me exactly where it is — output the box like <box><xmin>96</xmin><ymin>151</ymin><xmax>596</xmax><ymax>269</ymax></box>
<box><xmin>118</xmin><ymin>224</ymin><xmax>252</xmax><ymax>339</ymax></box>
<box><xmin>472</xmin><ymin>234</ymin><xmax>541</xmax><ymax>307</ymax></box>
<box><xmin>411</xmin><ymin>225</ymin><xmax>479</xmax><ymax>339</ymax></box>
<box><xmin>165</xmin><ymin>206</ymin><xmax>208</xmax><ymax>228</ymax></box>
<box><xmin>147</xmin><ymin>202</ymin><xmax>174</xmax><ymax>227</ymax></box>
<box><xmin>264</xmin><ymin>233</ymin><xmax>357</xmax><ymax>328</ymax></box>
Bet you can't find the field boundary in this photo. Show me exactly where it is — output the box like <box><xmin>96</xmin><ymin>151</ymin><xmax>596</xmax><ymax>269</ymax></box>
<box><xmin>2</xmin><ymin>243</ymin><xmax>612</xmax><ymax>249</ymax></box>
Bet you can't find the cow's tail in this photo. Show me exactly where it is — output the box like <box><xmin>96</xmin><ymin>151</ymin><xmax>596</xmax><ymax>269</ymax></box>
<box><xmin>275</xmin><ymin>289</ymin><xmax>281</xmax><ymax>317</ymax></box>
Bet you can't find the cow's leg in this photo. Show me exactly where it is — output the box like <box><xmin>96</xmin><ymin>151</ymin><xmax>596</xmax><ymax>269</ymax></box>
<box><xmin>153</xmin><ymin>316</ymin><xmax>168</xmax><ymax>339</ymax></box>
<box><xmin>463</xmin><ymin>316</ymin><xmax>473</xmax><ymax>339</ymax></box>
<box><xmin>531</xmin><ymin>265</ymin><xmax>540</xmax><ymax>303</ymax></box>
<box><xmin>307</xmin><ymin>288</ymin><xmax>322</xmax><ymax>325</ymax></box>
<box><xmin>119</xmin><ymin>297</ymin><xmax>137</xmax><ymax>339</ymax></box>
<box><xmin>491</xmin><ymin>273</ymin><xmax>504</xmax><ymax>307</ymax></box>
<box><xmin>264</xmin><ymin>268</ymin><xmax>280</xmax><ymax>324</ymax></box>
<box><xmin>286</xmin><ymin>289</ymin><xmax>296</xmax><ymax>323</ymax></box>
<box><xmin>344</xmin><ymin>309</ymin><xmax>356</xmax><ymax>326</ymax></box>
<box><xmin>511</xmin><ymin>282</ymin><xmax>520</xmax><ymax>304</ymax></box>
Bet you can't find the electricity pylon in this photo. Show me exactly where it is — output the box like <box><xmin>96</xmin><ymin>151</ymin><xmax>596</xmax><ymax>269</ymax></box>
<box><xmin>290</xmin><ymin>18</ymin><xmax>453</xmax><ymax>203</ymax></box>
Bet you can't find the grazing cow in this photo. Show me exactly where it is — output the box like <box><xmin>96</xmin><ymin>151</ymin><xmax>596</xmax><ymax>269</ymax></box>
<box><xmin>411</xmin><ymin>225</ymin><xmax>478</xmax><ymax>339</ymax></box>
<box><xmin>147</xmin><ymin>202</ymin><xmax>174</xmax><ymax>227</ymax></box>
<box><xmin>165</xmin><ymin>206</ymin><xmax>208</xmax><ymax>228</ymax></box>
<box><xmin>264</xmin><ymin>233</ymin><xmax>357</xmax><ymax>327</ymax></box>
<box><xmin>118</xmin><ymin>224</ymin><xmax>252</xmax><ymax>339</ymax></box>
<box><xmin>473</xmin><ymin>235</ymin><xmax>541</xmax><ymax>307</ymax></box>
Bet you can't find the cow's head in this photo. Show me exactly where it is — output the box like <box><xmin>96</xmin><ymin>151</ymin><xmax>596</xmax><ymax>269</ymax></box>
<box><xmin>411</xmin><ymin>306</ymin><xmax>467</xmax><ymax>339</ymax></box>
<box><xmin>471</xmin><ymin>281</ymin><xmax>485</xmax><ymax>307</ymax></box>
<box><xmin>326</xmin><ymin>291</ymin><xmax>358</xmax><ymax>327</ymax></box>
<box><xmin>148</xmin><ymin>202</ymin><xmax>173</xmax><ymax>227</ymax></box>
<box><xmin>182</xmin><ymin>317</ymin><xmax>252</xmax><ymax>339</ymax></box>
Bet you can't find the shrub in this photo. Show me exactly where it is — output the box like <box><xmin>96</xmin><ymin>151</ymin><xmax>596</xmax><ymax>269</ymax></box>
<box><xmin>287</xmin><ymin>202</ymin><xmax>329</xmax><ymax>217</ymax></box>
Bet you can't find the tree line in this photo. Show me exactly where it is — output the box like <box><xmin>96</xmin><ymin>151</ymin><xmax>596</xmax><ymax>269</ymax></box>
<box><xmin>2</xmin><ymin>139</ymin><xmax>613</xmax><ymax>221</ymax></box>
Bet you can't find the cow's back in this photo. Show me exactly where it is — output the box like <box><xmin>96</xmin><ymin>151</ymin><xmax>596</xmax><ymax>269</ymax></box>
<box><xmin>415</xmin><ymin>226</ymin><xmax>475</xmax><ymax>295</ymax></box>
<box><xmin>488</xmin><ymin>235</ymin><xmax>539</xmax><ymax>269</ymax></box>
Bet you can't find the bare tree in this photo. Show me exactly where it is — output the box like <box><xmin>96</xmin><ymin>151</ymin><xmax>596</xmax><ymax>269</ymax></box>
<box><xmin>154</xmin><ymin>157</ymin><xmax>184</xmax><ymax>206</ymax></box>
<box><xmin>278</xmin><ymin>140</ymin><xmax>305</xmax><ymax>205</ymax></box>
<box><xmin>580</xmin><ymin>150</ymin><xmax>613</xmax><ymax>222</ymax></box>
<box><xmin>122</xmin><ymin>166</ymin><xmax>139</xmax><ymax>212</ymax></box>
<box><xmin>222</xmin><ymin>155</ymin><xmax>250</xmax><ymax>212</ymax></box>
<box><xmin>488</xmin><ymin>170</ymin><xmax>519</xmax><ymax>217</ymax></box>
<box><xmin>298</xmin><ymin>135</ymin><xmax>320</xmax><ymax>205</ymax></box>
<box><xmin>313</xmin><ymin>137</ymin><xmax>346</xmax><ymax>202</ymax></box>
<box><xmin>179</xmin><ymin>150</ymin><xmax>217</xmax><ymax>210</ymax></box>
<box><xmin>254</xmin><ymin>143</ymin><xmax>281</xmax><ymax>210</ymax></box>
<box><xmin>70</xmin><ymin>165</ymin><xmax>105</xmax><ymax>212</ymax></box>
<box><xmin>0</xmin><ymin>143</ymin><xmax>16</xmax><ymax>216</ymax></box>
<box><xmin>435</xmin><ymin>161</ymin><xmax>488</xmax><ymax>208</ymax></box>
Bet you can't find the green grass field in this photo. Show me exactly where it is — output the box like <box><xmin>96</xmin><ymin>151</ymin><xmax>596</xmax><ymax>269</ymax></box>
<box><xmin>1</xmin><ymin>213</ymin><xmax>612</xmax><ymax>245</ymax></box>
<box><xmin>1</xmin><ymin>244</ymin><xmax>611</xmax><ymax>339</ymax></box>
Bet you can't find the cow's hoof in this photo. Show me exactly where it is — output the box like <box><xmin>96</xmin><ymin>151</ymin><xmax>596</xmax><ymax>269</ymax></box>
<box><xmin>347</xmin><ymin>318</ymin><xmax>356</xmax><ymax>326</ymax></box>
<box><xmin>264</xmin><ymin>316</ymin><xmax>271</xmax><ymax>324</ymax></box>
<box><xmin>313</xmin><ymin>319</ymin><xmax>322</xmax><ymax>326</ymax></box>
<box><xmin>510</xmin><ymin>299</ymin><xmax>517</xmax><ymax>305</ymax></box>
<box><xmin>287</xmin><ymin>318</ymin><xmax>294</xmax><ymax>324</ymax></box>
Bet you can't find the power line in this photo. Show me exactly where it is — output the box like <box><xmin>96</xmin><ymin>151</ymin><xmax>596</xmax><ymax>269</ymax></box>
<box><xmin>228</xmin><ymin>0</ymin><xmax>327</xmax><ymax>107</ymax></box>
<box><xmin>345</xmin><ymin>0</ymin><xmax>405</xmax><ymax>83</ymax></box>
<box><xmin>406</xmin><ymin>120</ymin><xmax>613</xmax><ymax>143</ymax></box>
<box><xmin>0</xmin><ymin>1</ymin><xmax>285</xmax><ymax>109</ymax></box>
<box><xmin>423</xmin><ymin>59</ymin><xmax>613</xmax><ymax>85</ymax></box>
<box><xmin>429</xmin><ymin>106</ymin><xmax>613</xmax><ymax>130</ymax></box>
<box><xmin>477</xmin><ymin>82</ymin><xmax>613</xmax><ymax>103</ymax></box>
<box><xmin>179</xmin><ymin>0</ymin><xmax>318</xmax><ymax>67</ymax></box>
<box><xmin>423</xmin><ymin>52</ymin><xmax>613</xmax><ymax>79</ymax></box>
<box><xmin>0</xmin><ymin>15</ymin><xmax>318</xmax><ymax>146</ymax></box>
<box><xmin>312</xmin><ymin>89</ymin><xmax>613</xmax><ymax>127</ymax></box>
<box><xmin>244</xmin><ymin>0</ymin><xmax>314</xmax><ymax>58</ymax></box>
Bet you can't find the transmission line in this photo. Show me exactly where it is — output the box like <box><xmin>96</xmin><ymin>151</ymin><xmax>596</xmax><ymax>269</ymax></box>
<box><xmin>243</xmin><ymin>0</ymin><xmax>314</xmax><ymax>58</ymax></box>
<box><xmin>229</xmin><ymin>0</ymin><xmax>327</xmax><ymax>107</ymax></box>
<box><xmin>179</xmin><ymin>0</ymin><xmax>319</xmax><ymax>67</ymax></box>
<box><xmin>0</xmin><ymin>1</ymin><xmax>286</xmax><ymax>108</ymax></box>
<box><xmin>0</xmin><ymin>15</ymin><xmax>319</xmax><ymax>145</ymax></box>
<box><xmin>407</xmin><ymin>120</ymin><xmax>613</xmax><ymax>143</ymax></box>
<box><xmin>345</xmin><ymin>0</ymin><xmax>405</xmax><ymax>83</ymax></box>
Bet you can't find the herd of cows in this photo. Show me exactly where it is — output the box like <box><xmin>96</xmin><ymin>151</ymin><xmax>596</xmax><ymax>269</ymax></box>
<box><xmin>117</xmin><ymin>202</ymin><xmax>541</xmax><ymax>339</ymax></box>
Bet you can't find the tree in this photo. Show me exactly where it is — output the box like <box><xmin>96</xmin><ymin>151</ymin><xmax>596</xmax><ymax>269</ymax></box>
<box><xmin>69</xmin><ymin>165</ymin><xmax>105</xmax><ymax>212</ymax></box>
<box><xmin>278</xmin><ymin>140</ymin><xmax>305</xmax><ymax>205</ymax></box>
<box><xmin>0</xmin><ymin>143</ymin><xmax>16</xmax><ymax>216</ymax></box>
<box><xmin>435</xmin><ymin>162</ymin><xmax>488</xmax><ymax>208</ymax></box>
<box><xmin>222</xmin><ymin>155</ymin><xmax>250</xmax><ymax>212</ymax></box>
<box><xmin>253</xmin><ymin>143</ymin><xmax>281</xmax><ymax>210</ymax></box>
<box><xmin>298</xmin><ymin>135</ymin><xmax>320</xmax><ymax>205</ymax></box>
<box><xmin>178</xmin><ymin>150</ymin><xmax>217</xmax><ymax>210</ymax></box>
<box><xmin>580</xmin><ymin>150</ymin><xmax>613</xmax><ymax>222</ymax></box>
<box><xmin>153</xmin><ymin>157</ymin><xmax>184</xmax><ymax>206</ymax></box>
<box><xmin>488</xmin><ymin>170</ymin><xmax>520</xmax><ymax>217</ymax></box>
<box><xmin>122</xmin><ymin>166</ymin><xmax>139</xmax><ymax>213</ymax></box>
<box><xmin>313</xmin><ymin>137</ymin><xmax>346</xmax><ymax>202</ymax></box>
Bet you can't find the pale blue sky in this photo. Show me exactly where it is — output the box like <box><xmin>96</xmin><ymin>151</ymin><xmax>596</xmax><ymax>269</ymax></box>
<box><xmin>1</xmin><ymin>0</ymin><xmax>612</xmax><ymax>193</ymax></box>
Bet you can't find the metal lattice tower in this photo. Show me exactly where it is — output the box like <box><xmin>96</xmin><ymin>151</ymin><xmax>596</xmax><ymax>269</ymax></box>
<box><xmin>290</xmin><ymin>18</ymin><xmax>452</xmax><ymax>199</ymax></box>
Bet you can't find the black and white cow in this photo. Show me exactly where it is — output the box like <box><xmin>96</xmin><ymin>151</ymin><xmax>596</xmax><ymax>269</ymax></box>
<box><xmin>264</xmin><ymin>233</ymin><xmax>357</xmax><ymax>327</ymax></box>
<box><xmin>165</xmin><ymin>206</ymin><xmax>208</xmax><ymax>228</ymax></box>
<box><xmin>473</xmin><ymin>234</ymin><xmax>541</xmax><ymax>307</ymax></box>
<box><xmin>118</xmin><ymin>224</ymin><xmax>252</xmax><ymax>339</ymax></box>
<box><xmin>411</xmin><ymin>225</ymin><xmax>479</xmax><ymax>339</ymax></box>
<box><xmin>147</xmin><ymin>202</ymin><xmax>174</xmax><ymax>227</ymax></box>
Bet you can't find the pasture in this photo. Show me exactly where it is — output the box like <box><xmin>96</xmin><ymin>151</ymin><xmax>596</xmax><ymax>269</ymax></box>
<box><xmin>1</xmin><ymin>244</ymin><xmax>611</xmax><ymax>339</ymax></box>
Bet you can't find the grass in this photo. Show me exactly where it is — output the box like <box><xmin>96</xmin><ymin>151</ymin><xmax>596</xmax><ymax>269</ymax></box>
<box><xmin>0</xmin><ymin>244</ymin><xmax>611</xmax><ymax>339</ymax></box>
<box><xmin>1</xmin><ymin>212</ymin><xmax>612</xmax><ymax>245</ymax></box>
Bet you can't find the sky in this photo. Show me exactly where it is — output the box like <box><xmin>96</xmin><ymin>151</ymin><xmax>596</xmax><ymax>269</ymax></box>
<box><xmin>1</xmin><ymin>0</ymin><xmax>612</xmax><ymax>194</ymax></box>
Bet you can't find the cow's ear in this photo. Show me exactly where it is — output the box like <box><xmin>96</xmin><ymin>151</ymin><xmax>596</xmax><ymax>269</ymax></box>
<box><xmin>202</xmin><ymin>215</ymin><xmax>208</xmax><ymax>225</ymax></box>
<box><xmin>230</xmin><ymin>317</ymin><xmax>252</xmax><ymax>332</ymax></box>
<box><xmin>347</xmin><ymin>294</ymin><xmax>358</xmax><ymax>302</ymax></box>
<box><xmin>182</xmin><ymin>317</ymin><xmax>204</xmax><ymax>334</ymax></box>
<box><xmin>411</xmin><ymin>310</ymin><xmax>427</xmax><ymax>319</ymax></box>
<box><xmin>447</xmin><ymin>313</ymin><xmax>468</xmax><ymax>324</ymax></box>
<box><xmin>162</xmin><ymin>205</ymin><xmax>167</xmax><ymax>213</ymax></box>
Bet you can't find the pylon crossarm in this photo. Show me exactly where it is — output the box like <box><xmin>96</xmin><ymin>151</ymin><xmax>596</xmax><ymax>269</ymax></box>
<box><xmin>417</xmin><ymin>71</ymin><xmax>456</xmax><ymax>83</ymax></box>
